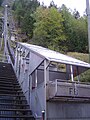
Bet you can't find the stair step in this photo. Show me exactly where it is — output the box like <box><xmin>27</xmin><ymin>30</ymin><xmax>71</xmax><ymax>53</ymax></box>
<box><xmin>0</xmin><ymin>83</ymin><xmax>20</xmax><ymax>87</ymax></box>
<box><xmin>0</xmin><ymin>94</ymin><xmax>25</xmax><ymax>97</ymax></box>
<box><xmin>0</xmin><ymin>76</ymin><xmax>16</xmax><ymax>80</ymax></box>
<box><xmin>0</xmin><ymin>90</ymin><xmax>23</xmax><ymax>94</ymax></box>
<box><xmin>0</xmin><ymin>98</ymin><xmax>27</xmax><ymax>102</ymax></box>
<box><xmin>0</xmin><ymin>103</ymin><xmax>29</xmax><ymax>107</ymax></box>
<box><xmin>0</xmin><ymin>115</ymin><xmax>34</xmax><ymax>118</ymax></box>
<box><xmin>0</xmin><ymin>87</ymin><xmax>22</xmax><ymax>90</ymax></box>
<box><xmin>0</xmin><ymin>77</ymin><xmax>17</xmax><ymax>82</ymax></box>
<box><xmin>0</xmin><ymin>62</ymin><xmax>34</xmax><ymax>119</ymax></box>
<box><xmin>0</xmin><ymin>108</ymin><xmax>31</xmax><ymax>111</ymax></box>
<box><xmin>0</xmin><ymin>79</ymin><xmax>18</xmax><ymax>83</ymax></box>
<box><xmin>0</xmin><ymin>81</ymin><xmax>19</xmax><ymax>85</ymax></box>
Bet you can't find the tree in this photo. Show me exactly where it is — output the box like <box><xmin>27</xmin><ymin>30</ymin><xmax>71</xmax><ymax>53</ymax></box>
<box><xmin>22</xmin><ymin>12</ymin><xmax>35</xmax><ymax>38</ymax></box>
<box><xmin>24</xmin><ymin>0</ymin><xmax>40</xmax><ymax>13</ymax></box>
<box><xmin>14</xmin><ymin>0</ymin><xmax>25</xmax><ymax>26</ymax></box>
<box><xmin>33</xmin><ymin>7</ymin><xmax>66</xmax><ymax>52</ymax></box>
<box><xmin>13</xmin><ymin>1</ymin><xmax>88</xmax><ymax>53</ymax></box>
<box><xmin>60</xmin><ymin>4</ymin><xmax>88</xmax><ymax>53</ymax></box>
<box><xmin>49</xmin><ymin>0</ymin><xmax>57</xmax><ymax>8</ymax></box>
<box><xmin>0</xmin><ymin>0</ymin><xmax>3</xmax><ymax>6</ymax></box>
<box><xmin>73</xmin><ymin>9</ymin><xmax>80</xmax><ymax>19</ymax></box>
<box><xmin>12</xmin><ymin>0</ymin><xmax>40</xmax><ymax>39</ymax></box>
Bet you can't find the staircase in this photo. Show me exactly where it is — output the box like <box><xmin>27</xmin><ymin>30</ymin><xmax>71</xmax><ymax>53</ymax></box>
<box><xmin>0</xmin><ymin>62</ymin><xmax>35</xmax><ymax>120</ymax></box>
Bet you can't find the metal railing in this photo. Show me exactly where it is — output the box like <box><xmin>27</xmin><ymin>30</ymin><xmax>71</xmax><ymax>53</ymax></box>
<box><xmin>7</xmin><ymin>40</ymin><xmax>15</xmax><ymax>65</ymax></box>
<box><xmin>47</xmin><ymin>79</ymin><xmax>90</xmax><ymax>101</ymax></box>
<box><xmin>0</xmin><ymin>54</ymin><xmax>9</xmax><ymax>63</ymax></box>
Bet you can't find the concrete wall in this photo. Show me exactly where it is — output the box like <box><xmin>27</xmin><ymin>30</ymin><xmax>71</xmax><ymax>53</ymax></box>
<box><xmin>47</xmin><ymin>101</ymin><xmax>90</xmax><ymax>120</ymax></box>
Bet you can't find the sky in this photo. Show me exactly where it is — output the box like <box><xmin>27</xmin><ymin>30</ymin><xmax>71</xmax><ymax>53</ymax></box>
<box><xmin>39</xmin><ymin>0</ymin><xmax>86</xmax><ymax>16</ymax></box>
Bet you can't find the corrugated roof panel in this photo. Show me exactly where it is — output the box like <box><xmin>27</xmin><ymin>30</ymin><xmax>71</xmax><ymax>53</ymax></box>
<box><xmin>19</xmin><ymin>42</ymin><xmax>90</xmax><ymax>68</ymax></box>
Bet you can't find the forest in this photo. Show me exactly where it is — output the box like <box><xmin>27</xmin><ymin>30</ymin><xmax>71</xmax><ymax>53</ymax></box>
<box><xmin>12</xmin><ymin>0</ymin><xmax>88</xmax><ymax>54</ymax></box>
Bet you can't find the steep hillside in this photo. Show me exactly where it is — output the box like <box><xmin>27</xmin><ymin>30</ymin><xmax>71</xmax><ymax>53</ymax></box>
<box><xmin>67</xmin><ymin>52</ymin><xmax>89</xmax><ymax>63</ymax></box>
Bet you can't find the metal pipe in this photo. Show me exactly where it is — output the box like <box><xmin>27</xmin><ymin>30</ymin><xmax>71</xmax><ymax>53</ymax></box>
<box><xmin>4</xmin><ymin>4</ymin><xmax>8</xmax><ymax>55</ymax></box>
<box><xmin>86</xmin><ymin>0</ymin><xmax>90</xmax><ymax>62</ymax></box>
<box><xmin>55</xmin><ymin>79</ymin><xmax>57</xmax><ymax>95</ymax></box>
<box><xmin>35</xmin><ymin>70</ymin><xmax>38</xmax><ymax>88</ymax></box>
<box><xmin>44</xmin><ymin>60</ymin><xmax>47</xmax><ymax>120</ymax></box>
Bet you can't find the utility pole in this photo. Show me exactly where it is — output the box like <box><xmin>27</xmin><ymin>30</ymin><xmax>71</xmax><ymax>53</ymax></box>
<box><xmin>4</xmin><ymin>4</ymin><xmax>8</xmax><ymax>55</ymax></box>
<box><xmin>86</xmin><ymin>0</ymin><xmax>90</xmax><ymax>63</ymax></box>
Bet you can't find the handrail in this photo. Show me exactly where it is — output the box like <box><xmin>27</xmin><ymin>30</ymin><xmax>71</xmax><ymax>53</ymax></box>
<box><xmin>56</xmin><ymin>79</ymin><xmax>90</xmax><ymax>85</ymax></box>
<box><xmin>7</xmin><ymin>40</ymin><xmax>15</xmax><ymax>65</ymax></box>
<box><xmin>47</xmin><ymin>79</ymin><xmax>90</xmax><ymax>85</ymax></box>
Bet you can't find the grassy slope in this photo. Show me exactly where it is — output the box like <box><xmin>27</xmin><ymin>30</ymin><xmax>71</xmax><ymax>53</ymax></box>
<box><xmin>67</xmin><ymin>52</ymin><xmax>89</xmax><ymax>63</ymax></box>
<box><xmin>67</xmin><ymin>52</ymin><xmax>90</xmax><ymax>82</ymax></box>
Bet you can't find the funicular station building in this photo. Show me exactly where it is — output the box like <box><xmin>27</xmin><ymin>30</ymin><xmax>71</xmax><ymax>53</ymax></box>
<box><xmin>13</xmin><ymin>42</ymin><xmax>90</xmax><ymax>120</ymax></box>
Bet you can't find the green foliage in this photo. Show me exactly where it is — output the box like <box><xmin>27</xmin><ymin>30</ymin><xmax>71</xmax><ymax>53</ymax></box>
<box><xmin>15</xmin><ymin>4</ymin><xmax>25</xmax><ymax>26</ymax></box>
<box><xmin>33</xmin><ymin>7</ymin><xmax>67</xmax><ymax>52</ymax></box>
<box><xmin>80</xmin><ymin>70</ymin><xmax>90</xmax><ymax>82</ymax></box>
<box><xmin>0</xmin><ymin>0</ymin><xmax>3</xmax><ymax>6</ymax></box>
<box><xmin>13</xmin><ymin>1</ymin><xmax>88</xmax><ymax>54</ymax></box>
<box><xmin>49</xmin><ymin>0</ymin><xmax>57</xmax><ymax>8</ymax></box>
<box><xmin>73</xmin><ymin>9</ymin><xmax>80</xmax><ymax>19</ymax></box>
<box><xmin>12</xmin><ymin>0</ymin><xmax>40</xmax><ymax>39</ymax></box>
<box><xmin>21</xmin><ymin>12</ymin><xmax>35</xmax><ymax>38</ymax></box>
<box><xmin>67</xmin><ymin>52</ymin><xmax>89</xmax><ymax>62</ymax></box>
<box><xmin>60</xmin><ymin>5</ymin><xmax>88</xmax><ymax>53</ymax></box>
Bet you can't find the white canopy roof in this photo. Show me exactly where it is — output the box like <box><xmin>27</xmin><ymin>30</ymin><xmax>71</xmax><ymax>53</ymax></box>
<box><xmin>19</xmin><ymin>42</ymin><xmax>90</xmax><ymax>68</ymax></box>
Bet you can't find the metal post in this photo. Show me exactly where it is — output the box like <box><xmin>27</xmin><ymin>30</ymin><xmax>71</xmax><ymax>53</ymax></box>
<box><xmin>4</xmin><ymin>4</ymin><xmax>8</xmax><ymax>56</ymax></box>
<box><xmin>14</xmin><ymin>46</ymin><xmax>18</xmax><ymax>72</ymax></box>
<box><xmin>43</xmin><ymin>60</ymin><xmax>50</xmax><ymax>120</ymax></box>
<box><xmin>42</xmin><ymin>110</ymin><xmax>45</xmax><ymax>120</ymax></box>
<box><xmin>55</xmin><ymin>79</ymin><xmax>57</xmax><ymax>95</ymax></box>
<box><xmin>35</xmin><ymin>70</ymin><xmax>37</xmax><ymax>88</ymax></box>
<box><xmin>0</xmin><ymin>33</ymin><xmax>3</xmax><ymax>51</ymax></box>
<box><xmin>70</xmin><ymin>65</ymin><xmax>74</xmax><ymax>82</ymax></box>
<box><xmin>86</xmin><ymin>0</ymin><xmax>90</xmax><ymax>62</ymax></box>
<box><xmin>44</xmin><ymin>60</ymin><xmax>47</xmax><ymax>120</ymax></box>
<box><xmin>29</xmin><ymin>75</ymin><xmax>32</xmax><ymax>108</ymax></box>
